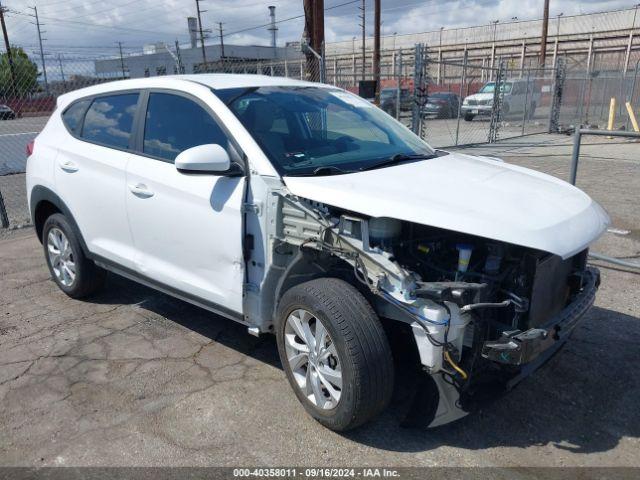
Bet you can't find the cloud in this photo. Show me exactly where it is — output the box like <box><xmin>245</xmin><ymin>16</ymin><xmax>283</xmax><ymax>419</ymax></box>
<box><xmin>5</xmin><ymin>0</ymin><xmax>636</xmax><ymax>61</ymax></box>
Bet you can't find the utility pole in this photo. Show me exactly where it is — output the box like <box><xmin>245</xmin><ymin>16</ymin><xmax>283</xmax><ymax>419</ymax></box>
<box><xmin>0</xmin><ymin>1</ymin><xmax>17</xmax><ymax>97</ymax></box>
<box><xmin>359</xmin><ymin>0</ymin><xmax>365</xmax><ymax>80</ymax></box>
<box><xmin>303</xmin><ymin>0</ymin><xmax>324</xmax><ymax>82</ymax></box>
<box><xmin>195</xmin><ymin>0</ymin><xmax>209</xmax><ymax>68</ymax></box>
<box><xmin>57</xmin><ymin>53</ymin><xmax>66</xmax><ymax>87</ymax></box>
<box><xmin>373</xmin><ymin>0</ymin><xmax>380</xmax><ymax>104</ymax></box>
<box><xmin>218</xmin><ymin>22</ymin><xmax>225</xmax><ymax>59</ymax></box>
<box><xmin>31</xmin><ymin>6</ymin><xmax>49</xmax><ymax>94</ymax></box>
<box><xmin>540</xmin><ymin>0</ymin><xmax>550</xmax><ymax>67</ymax></box>
<box><xmin>313</xmin><ymin>0</ymin><xmax>324</xmax><ymax>55</ymax></box>
<box><xmin>117</xmin><ymin>41</ymin><xmax>126</xmax><ymax>78</ymax></box>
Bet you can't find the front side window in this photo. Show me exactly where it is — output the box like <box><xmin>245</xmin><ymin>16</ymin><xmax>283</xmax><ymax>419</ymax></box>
<box><xmin>215</xmin><ymin>86</ymin><xmax>434</xmax><ymax>176</ymax></box>
<box><xmin>143</xmin><ymin>92</ymin><xmax>229</xmax><ymax>162</ymax></box>
<box><xmin>81</xmin><ymin>93</ymin><xmax>139</xmax><ymax>149</ymax></box>
<box><xmin>62</xmin><ymin>99</ymin><xmax>90</xmax><ymax>133</ymax></box>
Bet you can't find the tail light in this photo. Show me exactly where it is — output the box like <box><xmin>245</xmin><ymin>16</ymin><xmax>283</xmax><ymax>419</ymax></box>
<box><xmin>26</xmin><ymin>140</ymin><xmax>34</xmax><ymax>157</ymax></box>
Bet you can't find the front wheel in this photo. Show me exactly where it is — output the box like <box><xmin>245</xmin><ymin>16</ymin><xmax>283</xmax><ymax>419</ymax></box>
<box><xmin>276</xmin><ymin>278</ymin><xmax>394</xmax><ymax>431</ymax></box>
<box><xmin>464</xmin><ymin>113</ymin><xmax>475</xmax><ymax>121</ymax></box>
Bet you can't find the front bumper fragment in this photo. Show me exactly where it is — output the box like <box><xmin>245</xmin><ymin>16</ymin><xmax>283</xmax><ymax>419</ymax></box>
<box><xmin>482</xmin><ymin>267</ymin><xmax>600</xmax><ymax>366</ymax></box>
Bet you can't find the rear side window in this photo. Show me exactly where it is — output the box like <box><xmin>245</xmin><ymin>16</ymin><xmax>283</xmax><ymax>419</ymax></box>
<box><xmin>143</xmin><ymin>92</ymin><xmax>229</xmax><ymax>162</ymax></box>
<box><xmin>62</xmin><ymin>99</ymin><xmax>90</xmax><ymax>133</ymax></box>
<box><xmin>81</xmin><ymin>93</ymin><xmax>139</xmax><ymax>149</ymax></box>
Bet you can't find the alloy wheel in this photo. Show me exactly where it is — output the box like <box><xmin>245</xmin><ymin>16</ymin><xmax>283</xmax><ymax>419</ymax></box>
<box><xmin>284</xmin><ymin>309</ymin><xmax>343</xmax><ymax>410</ymax></box>
<box><xmin>47</xmin><ymin>227</ymin><xmax>76</xmax><ymax>287</ymax></box>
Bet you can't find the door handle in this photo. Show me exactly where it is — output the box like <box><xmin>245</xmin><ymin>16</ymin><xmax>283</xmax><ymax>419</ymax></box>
<box><xmin>128</xmin><ymin>183</ymin><xmax>154</xmax><ymax>198</ymax></box>
<box><xmin>59</xmin><ymin>160</ymin><xmax>79</xmax><ymax>173</ymax></box>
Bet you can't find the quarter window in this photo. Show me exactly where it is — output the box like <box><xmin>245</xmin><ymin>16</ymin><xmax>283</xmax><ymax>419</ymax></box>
<box><xmin>81</xmin><ymin>93</ymin><xmax>139</xmax><ymax>149</ymax></box>
<box><xmin>143</xmin><ymin>92</ymin><xmax>229</xmax><ymax>162</ymax></box>
<box><xmin>62</xmin><ymin>99</ymin><xmax>90</xmax><ymax>133</ymax></box>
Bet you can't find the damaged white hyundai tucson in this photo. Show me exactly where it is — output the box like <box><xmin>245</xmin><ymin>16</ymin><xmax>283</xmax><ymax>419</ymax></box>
<box><xmin>26</xmin><ymin>75</ymin><xmax>609</xmax><ymax>431</ymax></box>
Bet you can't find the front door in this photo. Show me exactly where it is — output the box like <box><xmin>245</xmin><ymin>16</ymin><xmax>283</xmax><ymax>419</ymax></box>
<box><xmin>125</xmin><ymin>91</ymin><xmax>245</xmax><ymax>314</ymax></box>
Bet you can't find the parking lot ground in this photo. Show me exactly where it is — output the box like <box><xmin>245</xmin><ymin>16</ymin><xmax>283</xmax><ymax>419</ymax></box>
<box><xmin>1</xmin><ymin>134</ymin><xmax>640</xmax><ymax>467</ymax></box>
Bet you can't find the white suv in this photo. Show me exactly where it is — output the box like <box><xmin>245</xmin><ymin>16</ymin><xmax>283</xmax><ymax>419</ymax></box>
<box><xmin>27</xmin><ymin>74</ymin><xmax>608</xmax><ymax>431</ymax></box>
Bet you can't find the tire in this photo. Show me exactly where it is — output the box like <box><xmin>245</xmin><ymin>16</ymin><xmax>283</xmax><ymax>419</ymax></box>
<box><xmin>502</xmin><ymin>102</ymin><xmax>510</xmax><ymax>116</ymax></box>
<box><xmin>42</xmin><ymin>213</ymin><xmax>106</xmax><ymax>298</ymax></box>
<box><xmin>276</xmin><ymin>278</ymin><xmax>394</xmax><ymax>431</ymax></box>
<box><xmin>528</xmin><ymin>102</ymin><xmax>537</xmax><ymax>119</ymax></box>
<box><xmin>464</xmin><ymin>113</ymin><xmax>475</xmax><ymax>121</ymax></box>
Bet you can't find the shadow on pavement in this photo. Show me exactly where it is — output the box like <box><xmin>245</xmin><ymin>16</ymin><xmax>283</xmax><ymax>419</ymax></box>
<box><xmin>88</xmin><ymin>273</ymin><xmax>640</xmax><ymax>456</ymax></box>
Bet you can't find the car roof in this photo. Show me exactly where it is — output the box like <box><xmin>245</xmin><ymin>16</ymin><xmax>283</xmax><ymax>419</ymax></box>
<box><xmin>56</xmin><ymin>74</ymin><xmax>326</xmax><ymax>108</ymax></box>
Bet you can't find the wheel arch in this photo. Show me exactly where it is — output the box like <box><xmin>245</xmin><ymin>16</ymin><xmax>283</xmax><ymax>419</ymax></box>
<box><xmin>259</xmin><ymin>248</ymin><xmax>375</xmax><ymax>331</ymax></box>
<box><xmin>30</xmin><ymin>186</ymin><xmax>89</xmax><ymax>255</ymax></box>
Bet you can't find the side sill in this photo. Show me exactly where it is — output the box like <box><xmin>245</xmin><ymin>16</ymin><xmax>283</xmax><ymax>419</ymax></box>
<box><xmin>92</xmin><ymin>255</ymin><xmax>246</xmax><ymax>325</ymax></box>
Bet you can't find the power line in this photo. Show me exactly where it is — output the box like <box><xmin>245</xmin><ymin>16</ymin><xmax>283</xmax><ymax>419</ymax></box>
<box><xmin>225</xmin><ymin>0</ymin><xmax>359</xmax><ymax>38</ymax></box>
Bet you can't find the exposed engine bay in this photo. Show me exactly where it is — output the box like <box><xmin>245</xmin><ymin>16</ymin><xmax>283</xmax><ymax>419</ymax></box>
<box><xmin>274</xmin><ymin>193</ymin><xmax>600</xmax><ymax>426</ymax></box>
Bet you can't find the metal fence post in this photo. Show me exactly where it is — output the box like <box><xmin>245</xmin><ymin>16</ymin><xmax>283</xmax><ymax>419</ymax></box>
<box><xmin>454</xmin><ymin>50</ymin><xmax>468</xmax><ymax>146</ymax></box>
<box><xmin>521</xmin><ymin>68</ymin><xmax>531</xmax><ymax>136</ymax></box>
<box><xmin>548</xmin><ymin>57</ymin><xmax>565</xmax><ymax>133</ymax></box>
<box><xmin>396</xmin><ymin>50</ymin><xmax>402</xmax><ymax>120</ymax></box>
<box><xmin>411</xmin><ymin>43</ymin><xmax>423</xmax><ymax>134</ymax></box>
<box><xmin>569</xmin><ymin>127</ymin><xmax>582</xmax><ymax>185</ymax></box>
<box><xmin>0</xmin><ymin>190</ymin><xmax>9</xmax><ymax>229</ymax></box>
<box><xmin>488</xmin><ymin>60</ymin><xmax>505</xmax><ymax>143</ymax></box>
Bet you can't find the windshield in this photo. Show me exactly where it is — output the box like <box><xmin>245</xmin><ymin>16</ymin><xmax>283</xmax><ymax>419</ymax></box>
<box><xmin>214</xmin><ymin>86</ymin><xmax>434</xmax><ymax>176</ymax></box>
<box><xmin>479</xmin><ymin>82</ymin><xmax>512</xmax><ymax>94</ymax></box>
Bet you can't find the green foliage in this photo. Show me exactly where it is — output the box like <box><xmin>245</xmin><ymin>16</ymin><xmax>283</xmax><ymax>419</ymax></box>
<box><xmin>0</xmin><ymin>47</ymin><xmax>39</xmax><ymax>97</ymax></box>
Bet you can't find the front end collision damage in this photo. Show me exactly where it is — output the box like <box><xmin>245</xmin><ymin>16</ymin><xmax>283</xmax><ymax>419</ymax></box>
<box><xmin>244</xmin><ymin>186</ymin><xmax>602</xmax><ymax>428</ymax></box>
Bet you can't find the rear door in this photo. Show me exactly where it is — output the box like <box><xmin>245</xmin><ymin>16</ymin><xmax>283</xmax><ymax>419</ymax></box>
<box><xmin>125</xmin><ymin>90</ymin><xmax>245</xmax><ymax>314</ymax></box>
<box><xmin>55</xmin><ymin>92</ymin><xmax>140</xmax><ymax>268</ymax></box>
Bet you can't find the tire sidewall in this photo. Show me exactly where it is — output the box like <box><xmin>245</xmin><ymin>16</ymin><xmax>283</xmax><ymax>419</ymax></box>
<box><xmin>276</xmin><ymin>287</ymin><xmax>359</xmax><ymax>430</ymax></box>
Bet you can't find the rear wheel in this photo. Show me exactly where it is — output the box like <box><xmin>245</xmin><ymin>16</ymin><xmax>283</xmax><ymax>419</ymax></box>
<box><xmin>276</xmin><ymin>278</ymin><xmax>394</xmax><ymax>431</ymax></box>
<box><xmin>43</xmin><ymin>213</ymin><xmax>105</xmax><ymax>298</ymax></box>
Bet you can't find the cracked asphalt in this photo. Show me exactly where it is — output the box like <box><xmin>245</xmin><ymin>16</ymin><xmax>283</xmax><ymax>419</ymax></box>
<box><xmin>1</xmin><ymin>228</ymin><xmax>639</xmax><ymax>467</ymax></box>
<box><xmin>1</xmin><ymin>135</ymin><xmax>639</xmax><ymax>467</ymax></box>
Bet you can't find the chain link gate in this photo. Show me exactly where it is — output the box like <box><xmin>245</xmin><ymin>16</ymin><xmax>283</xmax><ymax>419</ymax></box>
<box><xmin>488</xmin><ymin>60</ymin><xmax>507</xmax><ymax>143</ymax></box>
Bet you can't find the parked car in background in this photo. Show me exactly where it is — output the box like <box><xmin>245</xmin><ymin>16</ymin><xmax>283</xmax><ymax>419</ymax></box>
<box><xmin>27</xmin><ymin>75</ymin><xmax>608</xmax><ymax>432</ymax></box>
<box><xmin>423</xmin><ymin>92</ymin><xmax>460</xmax><ymax>118</ymax></box>
<box><xmin>461</xmin><ymin>79</ymin><xmax>540</xmax><ymax>121</ymax></box>
<box><xmin>380</xmin><ymin>87</ymin><xmax>412</xmax><ymax>116</ymax></box>
<box><xmin>0</xmin><ymin>104</ymin><xmax>16</xmax><ymax>120</ymax></box>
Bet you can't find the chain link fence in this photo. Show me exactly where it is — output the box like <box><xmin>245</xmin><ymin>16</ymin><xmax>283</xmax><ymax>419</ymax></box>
<box><xmin>2</xmin><ymin>41</ymin><xmax>640</xmax><ymax>230</ymax></box>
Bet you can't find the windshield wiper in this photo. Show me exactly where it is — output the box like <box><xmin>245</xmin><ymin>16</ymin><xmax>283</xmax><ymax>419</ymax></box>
<box><xmin>295</xmin><ymin>165</ymin><xmax>353</xmax><ymax>176</ymax></box>
<box><xmin>359</xmin><ymin>153</ymin><xmax>436</xmax><ymax>172</ymax></box>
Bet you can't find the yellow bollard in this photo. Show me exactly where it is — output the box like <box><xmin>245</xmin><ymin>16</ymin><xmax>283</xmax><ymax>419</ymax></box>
<box><xmin>607</xmin><ymin>97</ymin><xmax>616</xmax><ymax>131</ymax></box>
<box><xmin>626</xmin><ymin>101</ymin><xmax>640</xmax><ymax>132</ymax></box>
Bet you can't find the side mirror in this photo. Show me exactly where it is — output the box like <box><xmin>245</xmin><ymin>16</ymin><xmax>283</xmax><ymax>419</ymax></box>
<box><xmin>175</xmin><ymin>144</ymin><xmax>231</xmax><ymax>173</ymax></box>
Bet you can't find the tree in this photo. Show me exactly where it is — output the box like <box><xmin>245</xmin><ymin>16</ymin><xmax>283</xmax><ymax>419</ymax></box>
<box><xmin>0</xmin><ymin>47</ymin><xmax>39</xmax><ymax>97</ymax></box>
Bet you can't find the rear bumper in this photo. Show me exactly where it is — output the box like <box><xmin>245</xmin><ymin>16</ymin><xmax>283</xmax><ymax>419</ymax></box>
<box><xmin>461</xmin><ymin>105</ymin><xmax>492</xmax><ymax>115</ymax></box>
<box><xmin>482</xmin><ymin>267</ymin><xmax>600</xmax><ymax>369</ymax></box>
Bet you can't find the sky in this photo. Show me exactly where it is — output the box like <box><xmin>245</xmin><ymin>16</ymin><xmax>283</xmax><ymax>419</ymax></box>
<box><xmin>2</xmin><ymin>0</ymin><xmax>638</xmax><ymax>61</ymax></box>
